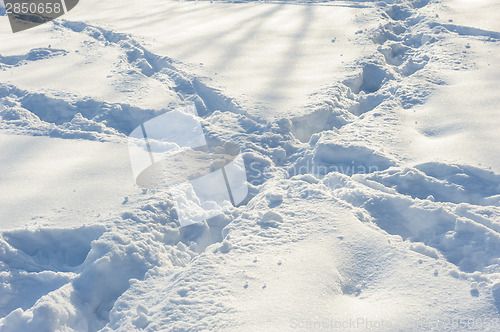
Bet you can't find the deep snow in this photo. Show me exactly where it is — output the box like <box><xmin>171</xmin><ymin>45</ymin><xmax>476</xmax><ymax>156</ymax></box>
<box><xmin>0</xmin><ymin>0</ymin><xmax>500</xmax><ymax>331</ymax></box>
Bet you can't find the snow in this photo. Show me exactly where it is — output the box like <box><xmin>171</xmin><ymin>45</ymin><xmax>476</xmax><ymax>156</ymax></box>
<box><xmin>3</xmin><ymin>0</ymin><xmax>382</xmax><ymax>120</ymax></box>
<box><xmin>404</xmin><ymin>39</ymin><xmax>500</xmax><ymax>172</ymax></box>
<box><xmin>0</xmin><ymin>131</ymin><xmax>138</xmax><ymax>230</ymax></box>
<box><xmin>436</xmin><ymin>0</ymin><xmax>500</xmax><ymax>32</ymax></box>
<box><xmin>1</xmin><ymin>0</ymin><xmax>500</xmax><ymax>330</ymax></box>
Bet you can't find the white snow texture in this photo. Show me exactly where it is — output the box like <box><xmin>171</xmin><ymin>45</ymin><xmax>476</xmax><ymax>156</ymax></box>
<box><xmin>0</xmin><ymin>0</ymin><xmax>500</xmax><ymax>331</ymax></box>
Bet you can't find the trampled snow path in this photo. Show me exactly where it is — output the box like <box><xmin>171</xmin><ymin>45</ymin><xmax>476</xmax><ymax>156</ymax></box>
<box><xmin>0</xmin><ymin>0</ymin><xmax>500</xmax><ymax>331</ymax></box>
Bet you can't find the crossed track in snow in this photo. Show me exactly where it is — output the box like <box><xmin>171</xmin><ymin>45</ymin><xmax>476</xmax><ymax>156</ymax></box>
<box><xmin>1</xmin><ymin>0</ymin><xmax>500</xmax><ymax>327</ymax></box>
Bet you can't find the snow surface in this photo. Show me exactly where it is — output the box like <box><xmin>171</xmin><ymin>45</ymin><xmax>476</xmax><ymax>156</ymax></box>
<box><xmin>0</xmin><ymin>0</ymin><xmax>500</xmax><ymax>331</ymax></box>
<box><xmin>0</xmin><ymin>132</ymin><xmax>137</xmax><ymax>229</ymax></box>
